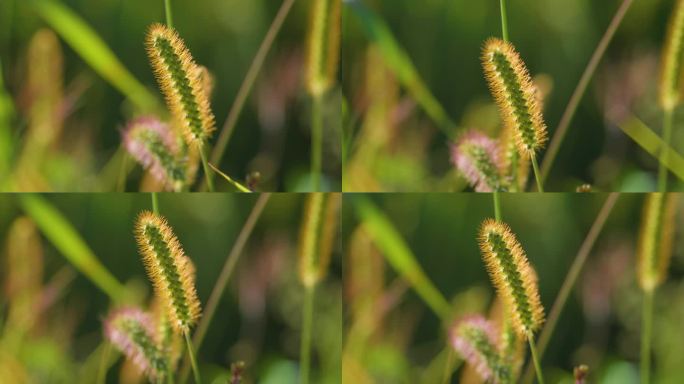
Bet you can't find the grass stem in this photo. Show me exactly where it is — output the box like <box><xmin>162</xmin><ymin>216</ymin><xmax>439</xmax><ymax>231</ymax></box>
<box><xmin>658</xmin><ymin>108</ymin><xmax>674</xmax><ymax>192</ymax></box>
<box><xmin>493</xmin><ymin>191</ymin><xmax>502</xmax><ymax>222</ymax></box>
<box><xmin>531</xmin><ymin>154</ymin><xmax>544</xmax><ymax>192</ymax></box>
<box><xmin>164</xmin><ymin>0</ymin><xmax>174</xmax><ymax>29</ymax></box>
<box><xmin>540</xmin><ymin>0</ymin><xmax>634</xmax><ymax>183</ymax></box>
<box><xmin>199</xmin><ymin>144</ymin><xmax>214</xmax><ymax>192</ymax></box>
<box><xmin>499</xmin><ymin>0</ymin><xmax>509</xmax><ymax>42</ymax></box>
<box><xmin>641</xmin><ymin>289</ymin><xmax>654</xmax><ymax>384</ymax></box>
<box><xmin>300</xmin><ymin>285</ymin><xmax>315</xmax><ymax>384</ymax></box>
<box><xmin>184</xmin><ymin>330</ymin><xmax>201</xmax><ymax>384</ymax></box>
<box><xmin>528</xmin><ymin>336</ymin><xmax>545</xmax><ymax>384</ymax></box>
<box><xmin>151</xmin><ymin>192</ymin><xmax>159</xmax><ymax>214</ymax></box>
<box><xmin>311</xmin><ymin>94</ymin><xmax>324</xmax><ymax>191</ymax></box>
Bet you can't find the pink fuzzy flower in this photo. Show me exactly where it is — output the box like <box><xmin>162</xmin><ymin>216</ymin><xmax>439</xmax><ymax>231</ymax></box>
<box><xmin>450</xmin><ymin>315</ymin><xmax>508</xmax><ymax>383</ymax></box>
<box><xmin>451</xmin><ymin>130</ymin><xmax>503</xmax><ymax>192</ymax></box>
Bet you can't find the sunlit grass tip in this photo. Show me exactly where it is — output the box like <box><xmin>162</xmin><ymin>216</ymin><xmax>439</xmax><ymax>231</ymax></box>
<box><xmin>123</xmin><ymin>116</ymin><xmax>187</xmax><ymax>191</ymax></box>
<box><xmin>451</xmin><ymin>130</ymin><xmax>504</xmax><ymax>192</ymax></box>
<box><xmin>450</xmin><ymin>315</ymin><xmax>511</xmax><ymax>384</ymax></box>
<box><xmin>298</xmin><ymin>193</ymin><xmax>341</xmax><ymax>287</ymax></box>
<box><xmin>478</xmin><ymin>219</ymin><xmax>544</xmax><ymax>336</ymax></box>
<box><xmin>135</xmin><ymin>211</ymin><xmax>201</xmax><ymax>332</ymax></box>
<box><xmin>637</xmin><ymin>193</ymin><xmax>678</xmax><ymax>291</ymax></box>
<box><xmin>482</xmin><ymin>38</ymin><xmax>548</xmax><ymax>156</ymax></box>
<box><xmin>104</xmin><ymin>307</ymin><xmax>168</xmax><ymax>381</ymax></box>
<box><xmin>659</xmin><ymin>0</ymin><xmax>684</xmax><ymax>110</ymax></box>
<box><xmin>306</xmin><ymin>0</ymin><xmax>341</xmax><ymax>96</ymax></box>
<box><xmin>146</xmin><ymin>23</ymin><xmax>215</xmax><ymax>145</ymax></box>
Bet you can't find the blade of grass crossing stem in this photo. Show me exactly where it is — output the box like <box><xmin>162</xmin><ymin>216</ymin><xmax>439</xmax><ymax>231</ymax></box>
<box><xmin>19</xmin><ymin>194</ymin><xmax>126</xmax><ymax>302</ymax></box>
<box><xmin>346</xmin><ymin>0</ymin><xmax>456</xmax><ymax>137</ymax></box>
<box><xmin>354</xmin><ymin>197</ymin><xmax>451</xmax><ymax>319</ymax></box>
<box><xmin>618</xmin><ymin>115</ymin><xmax>684</xmax><ymax>182</ymax></box>
<box><xmin>521</xmin><ymin>193</ymin><xmax>619</xmax><ymax>384</ymax></box>
<box><xmin>29</xmin><ymin>0</ymin><xmax>158</xmax><ymax>112</ymax></box>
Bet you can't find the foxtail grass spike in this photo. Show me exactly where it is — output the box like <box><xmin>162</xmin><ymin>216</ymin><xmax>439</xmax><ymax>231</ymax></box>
<box><xmin>123</xmin><ymin>116</ymin><xmax>187</xmax><ymax>191</ymax></box>
<box><xmin>451</xmin><ymin>130</ymin><xmax>504</xmax><ymax>192</ymax></box>
<box><xmin>659</xmin><ymin>0</ymin><xmax>684</xmax><ymax>110</ymax></box>
<box><xmin>637</xmin><ymin>193</ymin><xmax>678</xmax><ymax>291</ymax></box>
<box><xmin>478</xmin><ymin>219</ymin><xmax>544</xmax><ymax>336</ymax></box>
<box><xmin>450</xmin><ymin>315</ymin><xmax>511</xmax><ymax>384</ymax></box>
<box><xmin>298</xmin><ymin>193</ymin><xmax>341</xmax><ymax>287</ymax></box>
<box><xmin>306</xmin><ymin>0</ymin><xmax>341</xmax><ymax>96</ymax></box>
<box><xmin>482</xmin><ymin>38</ymin><xmax>548</xmax><ymax>156</ymax></box>
<box><xmin>146</xmin><ymin>23</ymin><xmax>215</xmax><ymax>145</ymax></box>
<box><xmin>135</xmin><ymin>211</ymin><xmax>201</xmax><ymax>332</ymax></box>
<box><xmin>104</xmin><ymin>307</ymin><xmax>168</xmax><ymax>381</ymax></box>
<box><xmin>499</xmin><ymin>125</ymin><xmax>530</xmax><ymax>192</ymax></box>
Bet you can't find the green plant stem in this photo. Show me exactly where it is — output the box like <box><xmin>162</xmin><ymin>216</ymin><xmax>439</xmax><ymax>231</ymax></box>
<box><xmin>164</xmin><ymin>0</ymin><xmax>174</xmax><ymax>28</ymax></box>
<box><xmin>311</xmin><ymin>94</ymin><xmax>324</xmax><ymax>191</ymax></box>
<box><xmin>540</xmin><ymin>0</ymin><xmax>634</xmax><ymax>183</ymax></box>
<box><xmin>207</xmin><ymin>162</ymin><xmax>251</xmax><ymax>192</ymax></box>
<box><xmin>499</xmin><ymin>0</ymin><xmax>509</xmax><ymax>42</ymax></box>
<box><xmin>97</xmin><ymin>342</ymin><xmax>111</xmax><ymax>384</ymax></box>
<box><xmin>528</xmin><ymin>336</ymin><xmax>544</xmax><ymax>384</ymax></box>
<box><xmin>493</xmin><ymin>191</ymin><xmax>502</xmax><ymax>222</ymax></box>
<box><xmin>641</xmin><ymin>289</ymin><xmax>654</xmax><ymax>384</ymax></box>
<box><xmin>184</xmin><ymin>330</ymin><xmax>201</xmax><ymax>384</ymax></box>
<box><xmin>180</xmin><ymin>194</ymin><xmax>271</xmax><ymax>382</ymax></box>
<box><xmin>521</xmin><ymin>193</ymin><xmax>619</xmax><ymax>384</ymax></box>
<box><xmin>300</xmin><ymin>285</ymin><xmax>315</xmax><ymax>384</ymax></box>
<box><xmin>199</xmin><ymin>143</ymin><xmax>214</xmax><ymax>192</ymax></box>
<box><xmin>530</xmin><ymin>154</ymin><xmax>544</xmax><ymax>192</ymax></box>
<box><xmin>151</xmin><ymin>192</ymin><xmax>159</xmax><ymax>214</ymax></box>
<box><xmin>208</xmin><ymin>0</ymin><xmax>297</xmax><ymax>186</ymax></box>
<box><xmin>658</xmin><ymin>108</ymin><xmax>674</xmax><ymax>192</ymax></box>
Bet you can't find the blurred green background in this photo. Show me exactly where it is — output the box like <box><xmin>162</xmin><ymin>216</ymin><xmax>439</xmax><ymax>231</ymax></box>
<box><xmin>342</xmin><ymin>0</ymin><xmax>682</xmax><ymax>192</ymax></box>
<box><xmin>0</xmin><ymin>0</ymin><xmax>341</xmax><ymax>191</ymax></box>
<box><xmin>0</xmin><ymin>193</ymin><xmax>342</xmax><ymax>383</ymax></box>
<box><xmin>342</xmin><ymin>193</ymin><xmax>684</xmax><ymax>383</ymax></box>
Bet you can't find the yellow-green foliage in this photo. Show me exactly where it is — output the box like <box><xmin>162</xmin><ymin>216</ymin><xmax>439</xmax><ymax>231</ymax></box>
<box><xmin>637</xmin><ymin>193</ymin><xmax>678</xmax><ymax>291</ymax></box>
<box><xmin>298</xmin><ymin>193</ymin><xmax>341</xmax><ymax>287</ymax></box>
<box><xmin>659</xmin><ymin>0</ymin><xmax>684</xmax><ymax>110</ymax></box>
<box><xmin>306</xmin><ymin>0</ymin><xmax>341</xmax><ymax>96</ymax></box>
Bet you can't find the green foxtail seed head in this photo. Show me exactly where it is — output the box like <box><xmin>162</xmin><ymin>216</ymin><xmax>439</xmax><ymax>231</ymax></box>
<box><xmin>306</xmin><ymin>0</ymin><xmax>341</xmax><ymax>96</ymax></box>
<box><xmin>104</xmin><ymin>307</ymin><xmax>168</xmax><ymax>381</ymax></box>
<box><xmin>489</xmin><ymin>298</ymin><xmax>524</xmax><ymax>380</ymax></box>
<box><xmin>482</xmin><ymin>38</ymin><xmax>547</xmax><ymax>156</ymax></box>
<box><xmin>298</xmin><ymin>193</ymin><xmax>341</xmax><ymax>288</ymax></box>
<box><xmin>659</xmin><ymin>0</ymin><xmax>684</xmax><ymax>110</ymax></box>
<box><xmin>637</xmin><ymin>193</ymin><xmax>678</xmax><ymax>291</ymax></box>
<box><xmin>451</xmin><ymin>130</ymin><xmax>504</xmax><ymax>192</ymax></box>
<box><xmin>135</xmin><ymin>211</ymin><xmax>201</xmax><ymax>332</ymax></box>
<box><xmin>450</xmin><ymin>315</ymin><xmax>511</xmax><ymax>384</ymax></box>
<box><xmin>123</xmin><ymin>116</ymin><xmax>188</xmax><ymax>191</ymax></box>
<box><xmin>478</xmin><ymin>219</ymin><xmax>544</xmax><ymax>336</ymax></box>
<box><xmin>499</xmin><ymin>125</ymin><xmax>530</xmax><ymax>192</ymax></box>
<box><xmin>151</xmin><ymin>298</ymin><xmax>182</xmax><ymax>371</ymax></box>
<box><xmin>146</xmin><ymin>23</ymin><xmax>215</xmax><ymax>145</ymax></box>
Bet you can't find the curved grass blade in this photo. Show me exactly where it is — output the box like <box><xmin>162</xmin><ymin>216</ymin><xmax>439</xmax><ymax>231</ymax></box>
<box><xmin>29</xmin><ymin>0</ymin><xmax>158</xmax><ymax>111</ymax></box>
<box><xmin>19</xmin><ymin>194</ymin><xmax>126</xmax><ymax>302</ymax></box>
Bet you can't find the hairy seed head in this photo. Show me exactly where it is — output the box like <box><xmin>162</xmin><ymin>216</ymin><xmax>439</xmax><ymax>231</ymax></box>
<box><xmin>451</xmin><ymin>130</ymin><xmax>504</xmax><ymax>192</ymax></box>
<box><xmin>478</xmin><ymin>219</ymin><xmax>544</xmax><ymax>336</ymax></box>
<box><xmin>123</xmin><ymin>116</ymin><xmax>187</xmax><ymax>191</ymax></box>
<box><xmin>637</xmin><ymin>193</ymin><xmax>678</xmax><ymax>291</ymax></box>
<box><xmin>135</xmin><ymin>211</ymin><xmax>201</xmax><ymax>331</ymax></box>
<box><xmin>306</xmin><ymin>0</ymin><xmax>341</xmax><ymax>96</ymax></box>
<box><xmin>146</xmin><ymin>24</ymin><xmax>215</xmax><ymax>145</ymax></box>
<box><xmin>499</xmin><ymin>125</ymin><xmax>530</xmax><ymax>192</ymax></box>
<box><xmin>450</xmin><ymin>315</ymin><xmax>511</xmax><ymax>384</ymax></box>
<box><xmin>482</xmin><ymin>38</ymin><xmax>547</xmax><ymax>156</ymax></box>
<box><xmin>298</xmin><ymin>193</ymin><xmax>341</xmax><ymax>287</ymax></box>
<box><xmin>660</xmin><ymin>0</ymin><xmax>684</xmax><ymax>110</ymax></box>
<box><xmin>104</xmin><ymin>307</ymin><xmax>168</xmax><ymax>381</ymax></box>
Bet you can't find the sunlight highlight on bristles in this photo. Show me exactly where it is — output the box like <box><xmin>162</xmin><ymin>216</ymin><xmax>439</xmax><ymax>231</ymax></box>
<box><xmin>146</xmin><ymin>23</ymin><xmax>215</xmax><ymax>145</ymax></box>
<box><xmin>104</xmin><ymin>307</ymin><xmax>168</xmax><ymax>381</ymax></box>
<box><xmin>306</xmin><ymin>0</ymin><xmax>341</xmax><ymax>96</ymax></box>
<box><xmin>298</xmin><ymin>193</ymin><xmax>341</xmax><ymax>287</ymax></box>
<box><xmin>482</xmin><ymin>38</ymin><xmax>547</xmax><ymax>156</ymax></box>
<box><xmin>637</xmin><ymin>193</ymin><xmax>678</xmax><ymax>291</ymax></box>
<box><xmin>478</xmin><ymin>219</ymin><xmax>544</xmax><ymax>336</ymax></box>
<box><xmin>659</xmin><ymin>0</ymin><xmax>684</xmax><ymax>110</ymax></box>
<box><xmin>451</xmin><ymin>130</ymin><xmax>503</xmax><ymax>192</ymax></box>
<box><xmin>135</xmin><ymin>211</ymin><xmax>201</xmax><ymax>332</ymax></box>
<box><xmin>450</xmin><ymin>315</ymin><xmax>511</xmax><ymax>384</ymax></box>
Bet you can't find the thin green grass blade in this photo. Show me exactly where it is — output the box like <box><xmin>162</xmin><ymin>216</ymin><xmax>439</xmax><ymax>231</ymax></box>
<box><xmin>354</xmin><ymin>197</ymin><xmax>451</xmax><ymax>319</ymax></box>
<box><xmin>29</xmin><ymin>0</ymin><xmax>158</xmax><ymax>111</ymax></box>
<box><xmin>346</xmin><ymin>0</ymin><xmax>455</xmax><ymax>137</ymax></box>
<box><xmin>618</xmin><ymin>115</ymin><xmax>684</xmax><ymax>181</ymax></box>
<box><xmin>19</xmin><ymin>194</ymin><xmax>126</xmax><ymax>302</ymax></box>
<box><xmin>0</xmin><ymin>59</ymin><xmax>14</xmax><ymax>183</ymax></box>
